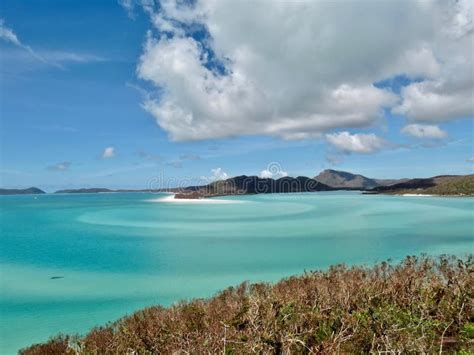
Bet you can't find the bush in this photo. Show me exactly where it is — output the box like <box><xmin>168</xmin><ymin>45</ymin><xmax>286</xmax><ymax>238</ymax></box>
<box><xmin>21</xmin><ymin>255</ymin><xmax>473</xmax><ymax>354</ymax></box>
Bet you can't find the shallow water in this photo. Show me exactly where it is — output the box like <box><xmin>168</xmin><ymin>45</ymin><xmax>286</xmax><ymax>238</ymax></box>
<box><xmin>0</xmin><ymin>192</ymin><xmax>473</xmax><ymax>353</ymax></box>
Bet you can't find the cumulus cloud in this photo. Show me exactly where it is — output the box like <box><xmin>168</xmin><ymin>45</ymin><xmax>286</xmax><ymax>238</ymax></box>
<box><xmin>259</xmin><ymin>163</ymin><xmax>288</xmax><ymax>179</ymax></box>
<box><xmin>326</xmin><ymin>132</ymin><xmax>387</xmax><ymax>154</ymax></box>
<box><xmin>259</xmin><ymin>169</ymin><xmax>289</xmax><ymax>179</ymax></box>
<box><xmin>401</xmin><ymin>124</ymin><xmax>447</xmax><ymax>139</ymax></box>
<box><xmin>200</xmin><ymin>167</ymin><xmax>229</xmax><ymax>182</ymax></box>
<box><xmin>393</xmin><ymin>80</ymin><xmax>474</xmax><ymax>122</ymax></box>
<box><xmin>211</xmin><ymin>167</ymin><xmax>229</xmax><ymax>181</ymax></box>
<box><xmin>102</xmin><ymin>147</ymin><xmax>115</xmax><ymax>159</ymax></box>
<box><xmin>135</xmin><ymin>0</ymin><xmax>472</xmax><ymax>141</ymax></box>
<box><xmin>392</xmin><ymin>0</ymin><xmax>473</xmax><ymax>122</ymax></box>
<box><xmin>47</xmin><ymin>161</ymin><xmax>71</xmax><ymax>171</ymax></box>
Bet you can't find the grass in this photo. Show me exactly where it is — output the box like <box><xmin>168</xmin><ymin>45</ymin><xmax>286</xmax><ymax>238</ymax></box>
<box><xmin>21</xmin><ymin>255</ymin><xmax>473</xmax><ymax>354</ymax></box>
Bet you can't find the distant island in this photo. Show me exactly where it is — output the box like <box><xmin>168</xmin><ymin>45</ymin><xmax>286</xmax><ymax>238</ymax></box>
<box><xmin>172</xmin><ymin>170</ymin><xmax>474</xmax><ymax>199</ymax></box>
<box><xmin>0</xmin><ymin>187</ymin><xmax>45</xmax><ymax>195</ymax></box>
<box><xmin>370</xmin><ymin>174</ymin><xmax>474</xmax><ymax>196</ymax></box>
<box><xmin>175</xmin><ymin>175</ymin><xmax>334</xmax><ymax>199</ymax></box>
<box><xmin>2</xmin><ymin>170</ymin><xmax>473</xmax><ymax>197</ymax></box>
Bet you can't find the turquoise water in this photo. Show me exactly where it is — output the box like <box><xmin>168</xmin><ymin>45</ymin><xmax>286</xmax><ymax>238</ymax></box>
<box><xmin>0</xmin><ymin>191</ymin><xmax>473</xmax><ymax>353</ymax></box>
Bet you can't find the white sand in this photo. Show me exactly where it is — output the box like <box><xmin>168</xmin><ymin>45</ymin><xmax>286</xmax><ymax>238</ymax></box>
<box><xmin>148</xmin><ymin>194</ymin><xmax>244</xmax><ymax>204</ymax></box>
<box><xmin>401</xmin><ymin>193</ymin><xmax>434</xmax><ymax>197</ymax></box>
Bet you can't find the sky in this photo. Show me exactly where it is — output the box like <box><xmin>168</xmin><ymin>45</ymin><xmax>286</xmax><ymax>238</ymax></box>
<box><xmin>0</xmin><ymin>0</ymin><xmax>473</xmax><ymax>191</ymax></box>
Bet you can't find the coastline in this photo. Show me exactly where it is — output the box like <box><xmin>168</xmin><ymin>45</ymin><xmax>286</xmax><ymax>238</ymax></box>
<box><xmin>149</xmin><ymin>194</ymin><xmax>245</xmax><ymax>204</ymax></box>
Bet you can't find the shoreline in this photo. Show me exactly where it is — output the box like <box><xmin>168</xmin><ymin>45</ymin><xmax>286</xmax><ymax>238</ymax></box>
<box><xmin>149</xmin><ymin>194</ymin><xmax>245</xmax><ymax>204</ymax></box>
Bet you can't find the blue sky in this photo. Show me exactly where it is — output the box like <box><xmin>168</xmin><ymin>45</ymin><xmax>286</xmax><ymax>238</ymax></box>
<box><xmin>0</xmin><ymin>0</ymin><xmax>473</xmax><ymax>191</ymax></box>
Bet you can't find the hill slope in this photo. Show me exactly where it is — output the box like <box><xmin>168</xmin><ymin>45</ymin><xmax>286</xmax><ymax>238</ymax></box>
<box><xmin>314</xmin><ymin>169</ymin><xmax>403</xmax><ymax>189</ymax></box>
<box><xmin>176</xmin><ymin>175</ymin><xmax>333</xmax><ymax>198</ymax></box>
<box><xmin>21</xmin><ymin>256</ymin><xmax>473</xmax><ymax>354</ymax></box>
<box><xmin>371</xmin><ymin>175</ymin><xmax>474</xmax><ymax>195</ymax></box>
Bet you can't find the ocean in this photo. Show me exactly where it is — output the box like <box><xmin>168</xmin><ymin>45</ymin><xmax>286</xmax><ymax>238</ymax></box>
<box><xmin>0</xmin><ymin>191</ymin><xmax>473</xmax><ymax>353</ymax></box>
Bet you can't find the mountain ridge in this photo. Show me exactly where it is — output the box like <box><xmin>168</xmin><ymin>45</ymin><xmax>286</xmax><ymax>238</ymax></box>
<box><xmin>314</xmin><ymin>169</ymin><xmax>406</xmax><ymax>189</ymax></box>
<box><xmin>2</xmin><ymin>171</ymin><xmax>472</xmax><ymax>196</ymax></box>
<box><xmin>175</xmin><ymin>175</ymin><xmax>334</xmax><ymax>198</ymax></box>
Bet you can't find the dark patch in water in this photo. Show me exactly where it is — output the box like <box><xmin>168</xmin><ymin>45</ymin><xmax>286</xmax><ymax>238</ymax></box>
<box><xmin>50</xmin><ymin>276</ymin><xmax>64</xmax><ymax>280</ymax></box>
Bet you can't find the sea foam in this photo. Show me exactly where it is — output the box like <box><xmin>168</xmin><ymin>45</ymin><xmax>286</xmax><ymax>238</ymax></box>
<box><xmin>148</xmin><ymin>194</ymin><xmax>244</xmax><ymax>204</ymax></box>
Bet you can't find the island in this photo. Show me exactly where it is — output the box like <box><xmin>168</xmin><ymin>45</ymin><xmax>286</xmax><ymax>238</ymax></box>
<box><xmin>170</xmin><ymin>170</ymin><xmax>474</xmax><ymax>198</ymax></box>
<box><xmin>369</xmin><ymin>174</ymin><xmax>474</xmax><ymax>196</ymax></box>
<box><xmin>3</xmin><ymin>170</ymin><xmax>472</xmax><ymax>198</ymax></box>
<box><xmin>0</xmin><ymin>187</ymin><xmax>45</xmax><ymax>195</ymax></box>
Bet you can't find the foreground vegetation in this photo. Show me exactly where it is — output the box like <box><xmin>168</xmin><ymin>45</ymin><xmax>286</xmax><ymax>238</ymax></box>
<box><xmin>22</xmin><ymin>256</ymin><xmax>473</xmax><ymax>354</ymax></box>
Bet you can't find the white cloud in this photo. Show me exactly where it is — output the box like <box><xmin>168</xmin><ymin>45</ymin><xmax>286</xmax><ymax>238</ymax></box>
<box><xmin>467</xmin><ymin>157</ymin><xmax>474</xmax><ymax>163</ymax></box>
<box><xmin>392</xmin><ymin>0</ymin><xmax>473</xmax><ymax>123</ymax></box>
<box><xmin>259</xmin><ymin>162</ymin><xmax>288</xmax><ymax>179</ymax></box>
<box><xmin>200</xmin><ymin>167</ymin><xmax>229</xmax><ymax>182</ymax></box>
<box><xmin>211</xmin><ymin>167</ymin><xmax>228</xmax><ymax>181</ymax></box>
<box><xmin>259</xmin><ymin>170</ymin><xmax>273</xmax><ymax>179</ymax></box>
<box><xmin>0</xmin><ymin>19</ymin><xmax>21</xmax><ymax>46</ymax></box>
<box><xmin>102</xmin><ymin>147</ymin><xmax>115</xmax><ymax>159</ymax></box>
<box><xmin>1</xmin><ymin>19</ymin><xmax>105</xmax><ymax>68</ymax></box>
<box><xmin>326</xmin><ymin>132</ymin><xmax>386</xmax><ymax>154</ymax></box>
<box><xmin>391</xmin><ymin>46</ymin><xmax>441</xmax><ymax>79</ymax></box>
<box><xmin>39</xmin><ymin>51</ymin><xmax>105</xmax><ymax>64</ymax></box>
<box><xmin>118</xmin><ymin>0</ymin><xmax>135</xmax><ymax>18</ymax></box>
<box><xmin>259</xmin><ymin>169</ymin><xmax>288</xmax><ymax>179</ymax></box>
<box><xmin>401</xmin><ymin>124</ymin><xmax>447</xmax><ymax>139</ymax></box>
<box><xmin>47</xmin><ymin>161</ymin><xmax>71</xmax><ymax>171</ymax></box>
<box><xmin>0</xmin><ymin>18</ymin><xmax>50</xmax><ymax>65</ymax></box>
<box><xmin>393</xmin><ymin>79</ymin><xmax>474</xmax><ymax>122</ymax></box>
<box><xmin>136</xmin><ymin>0</ymin><xmax>472</xmax><ymax>141</ymax></box>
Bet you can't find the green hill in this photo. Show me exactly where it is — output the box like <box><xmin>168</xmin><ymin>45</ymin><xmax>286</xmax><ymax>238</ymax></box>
<box><xmin>372</xmin><ymin>175</ymin><xmax>474</xmax><ymax>196</ymax></box>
